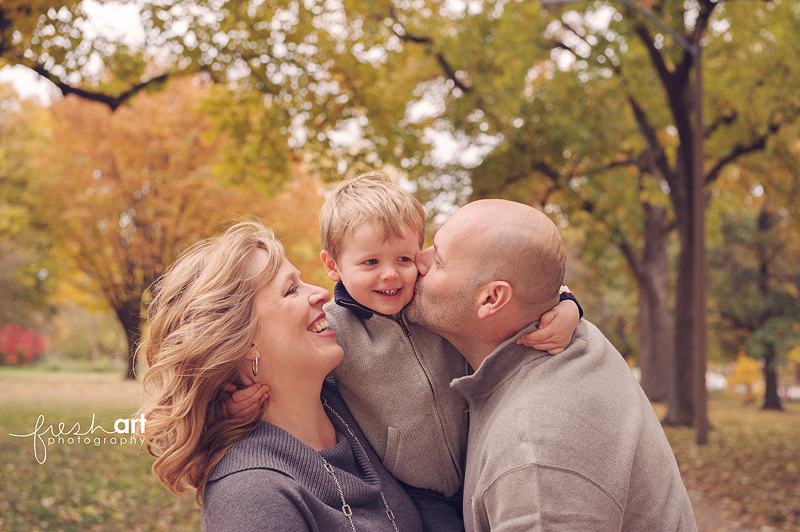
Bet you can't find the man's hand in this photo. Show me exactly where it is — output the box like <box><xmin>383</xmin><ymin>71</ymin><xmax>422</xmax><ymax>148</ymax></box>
<box><xmin>223</xmin><ymin>382</ymin><xmax>269</xmax><ymax>418</ymax></box>
<box><xmin>516</xmin><ymin>299</ymin><xmax>581</xmax><ymax>354</ymax></box>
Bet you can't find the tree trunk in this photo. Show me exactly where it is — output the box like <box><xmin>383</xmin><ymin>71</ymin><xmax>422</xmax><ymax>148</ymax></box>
<box><xmin>757</xmin><ymin>206</ymin><xmax>782</xmax><ymax>411</ymax></box>
<box><xmin>116</xmin><ymin>304</ymin><xmax>143</xmax><ymax>380</ymax></box>
<box><xmin>762</xmin><ymin>347</ymin><xmax>783</xmax><ymax>411</ymax></box>
<box><xmin>637</xmin><ymin>204</ymin><xmax>673</xmax><ymax>402</ymax></box>
<box><xmin>663</xmin><ymin>168</ymin><xmax>695</xmax><ymax>426</ymax></box>
<box><xmin>89</xmin><ymin>313</ymin><xmax>101</xmax><ymax>362</ymax></box>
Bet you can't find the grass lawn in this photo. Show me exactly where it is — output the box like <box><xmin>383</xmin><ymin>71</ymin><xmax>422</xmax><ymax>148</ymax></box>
<box><xmin>0</xmin><ymin>369</ymin><xmax>201</xmax><ymax>532</ymax></box>
<box><xmin>1</xmin><ymin>369</ymin><xmax>799</xmax><ymax>531</ymax></box>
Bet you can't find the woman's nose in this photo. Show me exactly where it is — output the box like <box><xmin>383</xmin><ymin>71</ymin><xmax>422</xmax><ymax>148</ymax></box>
<box><xmin>308</xmin><ymin>284</ymin><xmax>331</xmax><ymax>306</ymax></box>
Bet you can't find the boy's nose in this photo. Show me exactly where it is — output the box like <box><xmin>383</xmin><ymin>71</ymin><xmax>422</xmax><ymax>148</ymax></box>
<box><xmin>380</xmin><ymin>266</ymin><xmax>399</xmax><ymax>280</ymax></box>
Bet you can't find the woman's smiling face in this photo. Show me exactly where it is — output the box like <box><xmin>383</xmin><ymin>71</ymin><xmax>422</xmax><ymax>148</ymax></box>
<box><xmin>249</xmin><ymin>254</ymin><xmax>343</xmax><ymax>386</ymax></box>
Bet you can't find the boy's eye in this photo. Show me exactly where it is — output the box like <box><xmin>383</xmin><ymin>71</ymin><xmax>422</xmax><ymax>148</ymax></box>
<box><xmin>285</xmin><ymin>285</ymin><xmax>299</xmax><ymax>296</ymax></box>
<box><xmin>398</xmin><ymin>257</ymin><xmax>412</xmax><ymax>263</ymax></box>
<box><xmin>364</xmin><ymin>259</ymin><xmax>378</xmax><ymax>266</ymax></box>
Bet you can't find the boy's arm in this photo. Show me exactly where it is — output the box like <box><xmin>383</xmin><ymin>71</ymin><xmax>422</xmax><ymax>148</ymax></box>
<box><xmin>223</xmin><ymin>383</ymin><xmax>269</xmax><ymax>418</ymax></box>
<box><xmin>517</xmin><ymin>285</ymin><xmax>583</xmax><ymax>354</ymax></box>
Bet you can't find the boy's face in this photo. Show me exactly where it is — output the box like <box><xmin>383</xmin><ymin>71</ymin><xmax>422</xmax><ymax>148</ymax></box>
<box><xmin>321</xmin><ymin>222</ymin><xmax>421</xmax><ymax>315</ymax></box>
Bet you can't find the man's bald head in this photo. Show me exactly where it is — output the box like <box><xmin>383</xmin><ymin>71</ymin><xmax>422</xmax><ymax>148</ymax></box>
<box><xmin>452</xmin><ymin>199</ymin><xmax>566</xmax><ymax>321</ymax></box>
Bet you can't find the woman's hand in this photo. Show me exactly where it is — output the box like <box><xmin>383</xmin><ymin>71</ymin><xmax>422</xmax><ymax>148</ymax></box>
<box><xmin>223</xmin><ymin>383</ymin><xmax>269</xmax><ymax>418</ymax></box>
<box><xmin>516</xmin><ymin>299</ymin><xmax>580</xmax><ymax>354</ymax></box>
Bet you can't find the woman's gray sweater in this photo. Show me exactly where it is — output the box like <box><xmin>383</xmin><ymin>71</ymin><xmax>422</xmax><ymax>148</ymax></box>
<box><xmin>202</xmin><ymin>380</ymin><xmax>423</xmax><ymax>532</ymax></box>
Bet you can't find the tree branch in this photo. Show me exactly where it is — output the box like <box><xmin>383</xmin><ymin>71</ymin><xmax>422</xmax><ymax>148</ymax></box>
<box><xmin>705</xmin><ymin>110</ymin><xmax>738</xmax><ymax>138</ymax></box>
<box><xmin>391</xmin><ymin>22</ymin><xmax>470</xmax><ymax>94</ymax></box>
<box><xmin>31</xmin><ymin>65</ymin><xmax>171</xmax><ymax>111</ymax></box>
<box><xmin>626</xmin><ymin>95</ymin><xmax>675</xmax><ymax>184</ymax></box>
<box><xmin>705</xmin><ymin>122</ymin><xmax>781</xmax><ymax>185</ymax></box>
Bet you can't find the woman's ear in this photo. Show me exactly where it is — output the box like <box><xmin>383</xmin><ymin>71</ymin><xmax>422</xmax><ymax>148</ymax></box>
<box><xmin>320</xmin><ymin>250</ymin><xmax>341</xmax><ymax>282</ymax></box>
<box><xmin>476</xmin><ymin>281</ymin><xmax>514</xmax><ymax>320</ymax></box>
<box><xmin>243</xmin><ymin>343</ymin><xmax>260</xmax><ymax>361</ymax></box>
<box><xmin>238</xmin><ymin>344</ymin><xmax>261</xmax><ymax>384</ymax></box>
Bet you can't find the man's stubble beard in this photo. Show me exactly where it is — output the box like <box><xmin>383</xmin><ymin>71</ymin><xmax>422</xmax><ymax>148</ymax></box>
<box><xmin>405</xmin><ymin>282</ymin><xmax>472</xmax><ymax>339</ymax></box>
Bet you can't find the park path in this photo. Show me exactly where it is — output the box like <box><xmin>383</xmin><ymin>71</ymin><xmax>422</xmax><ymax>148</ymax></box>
<box><xmin>689</xmin><ymin>488</ymin><xmax>762</xmax><ymax>532</ymax></box>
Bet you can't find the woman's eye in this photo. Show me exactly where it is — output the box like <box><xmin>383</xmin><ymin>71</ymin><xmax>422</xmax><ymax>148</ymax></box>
<box><xmin>285</xmin><ymin>285</ymin><xmax>299</xmax><ymax>296</ymax></box>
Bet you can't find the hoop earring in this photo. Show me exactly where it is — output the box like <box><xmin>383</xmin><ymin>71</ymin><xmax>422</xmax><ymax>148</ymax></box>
<box><xmin>252</xmin><ymin>356</ymin><xmax>259</xmax><ymax>377</ymax></box>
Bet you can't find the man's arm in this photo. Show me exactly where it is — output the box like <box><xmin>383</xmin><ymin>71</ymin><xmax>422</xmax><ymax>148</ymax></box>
<box><xmin>472</xmin><ymin>465</ymin><xmax>623</xmax><ymax>532</ymax></box>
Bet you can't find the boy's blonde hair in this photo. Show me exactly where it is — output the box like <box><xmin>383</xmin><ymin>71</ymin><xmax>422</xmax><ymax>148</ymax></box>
<box><xmin>319</xmin><ymin>171</ymin><xmax>426</xmax><ymax>259</ymax></box>
<box><xmin>135</xmin><ymin>220</ymin><xmax>283</xmax><ymax>504</ymax></box>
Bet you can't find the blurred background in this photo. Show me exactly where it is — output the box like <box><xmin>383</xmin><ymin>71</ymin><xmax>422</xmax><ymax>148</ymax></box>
<box><xmin>0</xmin><ymin>0</ymin><xmax>798</xmax><ymax>530</ymax></box>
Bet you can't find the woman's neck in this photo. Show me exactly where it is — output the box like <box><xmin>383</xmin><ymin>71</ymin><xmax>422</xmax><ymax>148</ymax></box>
<box><xmin>260</xmin><ymin>385</ymin><xmax>337</xmax><ymax>451</ymax></box>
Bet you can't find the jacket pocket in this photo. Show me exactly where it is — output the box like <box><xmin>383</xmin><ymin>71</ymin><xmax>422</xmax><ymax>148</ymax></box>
<box><xmin>382</xmin><ymin>426</ymin><xmax>403</xmax><ymax>475</ymax></box>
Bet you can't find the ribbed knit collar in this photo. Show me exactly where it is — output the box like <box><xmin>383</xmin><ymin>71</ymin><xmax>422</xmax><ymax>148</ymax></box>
<box><xmin>208</xmin><ymin>380</ymin><xmax>384</xmax><ymax>508</ymax></box>
<box><xmin>333</xmin><ymin>281</ymin><xmax>375</xmax><ymax>320</ymax></box>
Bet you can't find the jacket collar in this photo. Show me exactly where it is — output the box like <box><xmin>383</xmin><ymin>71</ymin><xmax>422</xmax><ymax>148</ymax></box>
<box><xmin>333</xmin><ymin>281</ymin><xmax>374</xmax><ymax>320</ymax></box>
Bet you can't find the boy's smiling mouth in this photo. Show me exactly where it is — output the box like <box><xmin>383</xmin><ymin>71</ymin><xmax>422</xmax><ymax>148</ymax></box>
<box><xmin>375</xmin><ymin>288</ymin><xmax>401</xmax><ymax>296</ymax></box>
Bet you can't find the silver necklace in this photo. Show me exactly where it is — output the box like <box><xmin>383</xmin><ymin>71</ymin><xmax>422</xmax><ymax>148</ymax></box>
<box><xmin>321</xmin><ymin>398</ymin><xmax>400</xmax><ymax>532</ymax></box>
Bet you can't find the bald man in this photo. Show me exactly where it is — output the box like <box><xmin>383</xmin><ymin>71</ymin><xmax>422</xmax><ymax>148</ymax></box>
<box><xmin>406</xmin><ymin>200</ymin><xmax>697</xmax><ymax>532</ymax></box>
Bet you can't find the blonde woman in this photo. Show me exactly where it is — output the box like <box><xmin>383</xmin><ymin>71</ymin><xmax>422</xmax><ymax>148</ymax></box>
<box><xmin>137</xmin><ymin>221</ymin><xmax>422</xmax><ymax>532</ymax></box>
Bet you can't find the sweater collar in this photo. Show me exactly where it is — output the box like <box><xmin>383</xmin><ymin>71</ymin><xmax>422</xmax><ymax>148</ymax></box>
<box><xmin>208</xmin><ymin>380</ymin><xmax>383</xmax><ymax>505</ymax></box>
<box><xmin>333</xmin><ymin>281</ymin><xmax>375</xmax><ymax>320</ymax></box>
<box><xmin>451</xmin><ymin>322</ymin><xmax>551</xmax><ymax>402</ymax></box>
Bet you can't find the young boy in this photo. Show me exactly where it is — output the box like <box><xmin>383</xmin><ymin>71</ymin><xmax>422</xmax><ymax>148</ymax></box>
<box><xmin>232</xmin><ymin>172</ymin><xmax>582</xmax><ymax>531</ymax></box>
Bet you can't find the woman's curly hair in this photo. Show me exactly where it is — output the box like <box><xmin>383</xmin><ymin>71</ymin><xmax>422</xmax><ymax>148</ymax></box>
<box><xmin>134</xmin><ymin>220</ymin><xmax>283</xmax><ymax>504</ymax></box>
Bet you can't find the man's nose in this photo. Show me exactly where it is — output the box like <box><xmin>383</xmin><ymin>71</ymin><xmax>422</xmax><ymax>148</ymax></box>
<box><xmin>415</xmin><ymin>250</ymin><xmax>431</xmax><ymax>275</ymax></box>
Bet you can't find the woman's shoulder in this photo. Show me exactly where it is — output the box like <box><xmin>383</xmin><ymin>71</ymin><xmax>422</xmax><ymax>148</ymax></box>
<box><xmin>207</xmin><ymin>421</ymin><xmax>317</xmax><ymax>484</ymax></box>
<box><xmin>203</xmin><ymin>468</ymin><xmax>311</xmax><ymax>531</ymax></box>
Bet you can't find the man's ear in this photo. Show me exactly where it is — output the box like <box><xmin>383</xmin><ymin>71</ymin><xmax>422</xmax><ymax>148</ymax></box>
<box><xmin>320</xmin><ymin>250</ymin><xmax>341</xmax><ymax>282</ymax></box>
<box><xmin>476</xmin><ymin>281</ymin><xmax>514</xmax><ymax>320</ymax></box>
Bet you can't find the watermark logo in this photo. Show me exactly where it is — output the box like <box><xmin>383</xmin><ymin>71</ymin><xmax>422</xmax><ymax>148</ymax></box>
<box><xmin>9</xmin><ymin>414</ymin><xmax>147</xmax><ymax>464</ymax></box>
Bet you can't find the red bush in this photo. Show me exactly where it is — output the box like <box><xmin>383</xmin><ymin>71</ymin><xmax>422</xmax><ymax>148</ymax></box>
<box><xmin>0</xmin><ymin>324</ymin><xmax>47</xmax><ymax>366</ymax></box>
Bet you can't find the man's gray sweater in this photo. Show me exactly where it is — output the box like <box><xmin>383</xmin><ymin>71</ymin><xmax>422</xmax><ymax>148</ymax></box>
<box><xmin>452</xmin><ymin>320</ymin><xmax>698</xmax><ymax>532</ymax></box>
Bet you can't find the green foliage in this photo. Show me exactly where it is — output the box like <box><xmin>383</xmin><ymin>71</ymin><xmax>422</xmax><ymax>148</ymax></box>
<box><xmin>709</xmin><ymin>199</ymin><xmax>800</xmax><ymax>364</ymax></box>
<box><xmin>0</xmin><ymin>0</ymin><xmax>162</xmax><ymax>97</ymax></box>
<box><xmin>0</xmin><ymin>83</ymin><xmax>56</xmax><ymax>326</ymax></box>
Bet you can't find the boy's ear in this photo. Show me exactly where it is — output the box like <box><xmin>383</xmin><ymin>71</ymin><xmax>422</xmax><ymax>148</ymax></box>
<box><xmin>476</xmin><ymin>281</ymin><xmax>514</xmax><ymax>320</ymax></box>
<box><xmin>320</xmin><ymin>250</ymin><xmax>341</xmax><ymax>282</ymax></box>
